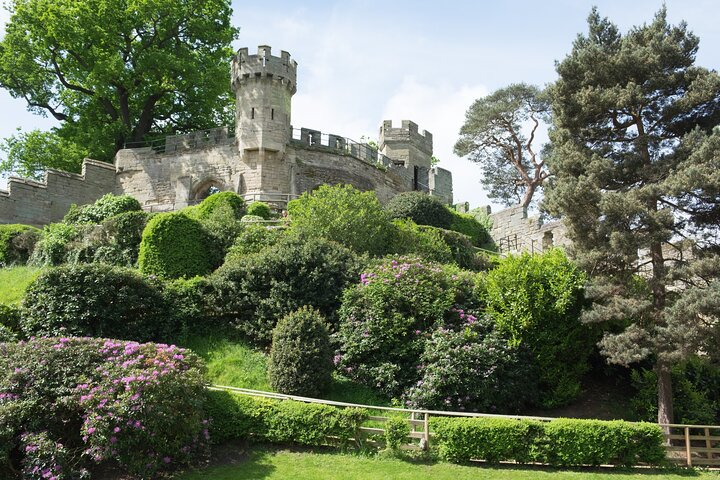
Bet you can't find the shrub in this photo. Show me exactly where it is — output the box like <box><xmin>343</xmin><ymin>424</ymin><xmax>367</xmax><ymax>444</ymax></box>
<box><xmin>383</xmin><ymin>416</ymin><xmax>410</xmax><ymax>453</ymax></box>
<box><xmin>63</xmin><ymin>193</ymin><xmax>142</xmax><ymax>224</ymax></box>
<box><xmin>288</xmin><ymin>184</ymin><xmax>393</xmax><ymax>255</ymax></box>
<box><xmin>483</xmin><ymin>249</ymin><xmax>594</xmax><ymax>408</ymax></box>
<box><xmin>449</xmin><ymin>209</ymin><xmax>492</xmax><ymax>247</ymax></box>
<box><xmin>421</xmin><ymin>226</ymin><xmax>493</xmax><ymax>271</ymax></box>
<box><xmin>240</xmin><ymin>214</ymin><xmax>265</xmax><ymax>223</ymax></box>
<box><xmin>224</xmin><ymin>224</ymin><xmax>286</xmax><ymax>262</ymax></box>
<box><xmin>0</xmin><ymin>224</ymin><xmax>40</xmax><ymax>266</ymax></box>
<box><xmin>98</xmin><ymin>210</ymin><xmax>151</xmax><ymax>264</ymax></box>
<box><xmin>29</xmin><ymin>222</ymin><xmax>78</xmax><ymax>266</ymax></box>
<box><xmin>0</xmin><ymin>305</ymin><xmax>21</xmax><ymax>341</ymax></box>
<box><xmin>336</xmin><ymin>257</ymin><xmax>479</xmax><ymax>398</ymax></box>
<box><xmin>246</xmin><ymin>201</ymin><xmax>272</xmax><ymax>219</ymax></box>
<box><xmin>385</xmin><ymin>191</ymin><xmax>453</xmax><ymax>229</ymax></box>
<box><xmin>21</xmin><ymin>263</ymin><xmax>173</xmax><ymax>342</ymax></box>
<box><xmin>163</xmin><ymin>276</ymin><xmax>218</xmax><ymax>337</ymax></box>
<box><xmin>212</xmin><ymin>236</ymin><xmax>360</xmax><ymax>345</ymax></box>
<box><xmin>431</xmin><ymin>416</ymin><xmax>665</xmax><ymax>467</ymax></box>
<box><xmin>205</xmin><ymin>390</ymin><xmax>367</xmax><ymax>447</ymax></box>
<box><xmin>194</xmin><ymin>191</ymin><xmax>246</xmax><ymax>220</ymax></box>
<box><xmin>0</xmin><ymin>337</ymin><xmax>209</xmax><ymax>478</ymax></box>
<box><xmin>139</xmin><ymin>212</ymin><xmax>217</xmax><ymax>279</ymax></box>
<box><xmin>269</xmin><ymin>307</ymin><xmax>333</xmax><ymax>397</ymax></box>
<box><xmin>405</xmin><ymin>316</ymin><xmax>538</xmax><ymax>413</ymax></box>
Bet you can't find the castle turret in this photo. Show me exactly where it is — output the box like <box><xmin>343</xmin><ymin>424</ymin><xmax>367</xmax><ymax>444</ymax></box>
<box><xmin>231</xmin><ymin>45</ymin><xmax>297</xmax><ymax>154</ymax></box>
<box><xmin>379</xmin><ymin>120</ymin><xmax>433</xmax><ymax>169</ymax></box>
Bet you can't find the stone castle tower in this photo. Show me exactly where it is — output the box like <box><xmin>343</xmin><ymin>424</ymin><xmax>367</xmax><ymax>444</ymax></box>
<box><xmin>0</xmin><ymin>45</ymin><xmax>453</xmax><ymax>226</ymax></box>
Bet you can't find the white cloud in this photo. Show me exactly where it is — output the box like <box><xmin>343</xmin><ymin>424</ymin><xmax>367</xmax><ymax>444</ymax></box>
<box><xmin>381</xmin><ymin>77</ymin><xmax>491</xmax><ymax>208</ymax></box>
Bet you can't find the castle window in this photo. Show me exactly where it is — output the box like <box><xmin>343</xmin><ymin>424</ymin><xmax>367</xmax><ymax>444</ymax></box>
<box><xmin>271</xmin><ymin>108</ymin><xmax>274</xmax><ymax>120</ymax></box>
<box><xmin>251</xmin><ymin>107</ymin><xmax>255</xmax><ymax>119</ymax></box>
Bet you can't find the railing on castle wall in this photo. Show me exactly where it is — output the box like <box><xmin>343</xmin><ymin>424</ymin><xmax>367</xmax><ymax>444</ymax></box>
<box><xmin>123</xmin><ymin>127</ymin><xmax>235</xmax><ymax>154</ymax></box>
<box><xmin>290</xmin><ymin>127</ymin><xmax>400</xmax><ymax>171</ymax></box>
<box><xmin>209</xmin><ymin>384</ymin><xmax>720</xmax><ymax>465</ymax></box>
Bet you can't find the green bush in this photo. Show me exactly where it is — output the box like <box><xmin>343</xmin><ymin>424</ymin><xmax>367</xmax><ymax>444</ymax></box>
<box><xmin>0</xmin><ymin>304</ymin><xmax>21</xmax><ymax>341</ymax></box>
<box><xmin>385</xmin><ymin>191</ymin><xmax>453</xmax><ymax>229</ymax></box>
<box><xmin>391</xmin><ymin>219</ymin><xmax>453</xmax><ymax>264</ymax></box>
<box><xmin>383</xmin><ymin>416</ymin><xmax>410</xmax><ymax>453</ymax></box>
<box><xmin>0</xmin><ymin>224</ymin><xmax>40</xmax><ymax>266</ymax></box>
<box><xmin>241</xmin><ymin>214</ymin><xmax>265</xmax><ymax>223</ymax></box>
<box><xmin>336</xmin><ymin>257</ymin><xmax>480</xmax><ymax>398</ymax></box>
<box><xmin>224</xmin><ymin>224</ymin><xmax>286</xmax><ymax>262</ymax></box>
<box><xmin>269</xmin><ymin>307</ymin><xmax>333</xmax><ymax>397</ymax></box>
<box><xmin>0</xmin><ymin>337</ymin><xmax>208</xmax><ymax>478</ymax></box>
<box><xmin>205</xmin><ymin>390</ymin><xmax>367</xmax><ymax>447</ymax></box>
<box><xmin>420</xmin><ymin>226</ymin><xmax>493</xmax><ymax>271</ymax></box>
<box><xmin>288</xmin><ymin>184</ymin><xmax>394</xmax><ymax>255</ymax></box>
<box><xmin>29</xmin><ymin>222</ymin><xmax>78</xmax><ymax>266</ymax></box>
<box><xmin>405</xmin><ymin>316</ymin><xmax>538</xmax><ymax>413</ymax></box>
<box><xmin>63</xmin><ymin>193</ymin><xmax>142</xmax><ymax>224</ymax></box>
<box><xmin>431</xmin><ymin>416</ymin><xmax>665</xmax><ymax>467</ymax></box>
<box><xmin>139</xmin><ymin>212</ymin><xmax>217</xmax><ymax>279</ymax></box>
<box><xmin>194</xmin><ymin>191</ymin><xmax>246</xmax><ymax>220</ymax></box>
<box><xmin>97</xmin><ymin>210</ymin><xmax>151</xmax><ymax>265</ymax></box>
<box><xmin>212</xmin><ymin>236</ymin><xmax>360</xmax><ymax>345</ymax></box>
<box><xmin>163</xmin><ymin>276</ymin><xmax>218</xmax><ymax>337</ymax></box>
<box><xmin>630</xmin><ymin>357</ymin><xmax>720</xmax><ymax>424</ymax></box>
<box><xmin>246</xmin><ymin>201</ymin><xmax>273</xmax><ymax>219</ymax></box>
<box><xmin>449</xmin><ymin>210</ymin><xmax>492</xmax><ymax>247</ymax></box>
<box><xmin>483</xmin><ymin>249</ymin><xmax>594</xmax><ymax>408</ymax></box>
<box><xmin>21</xmin><ymin>263</ymin><xmax>173</xmax><ymax>342</ymax></box>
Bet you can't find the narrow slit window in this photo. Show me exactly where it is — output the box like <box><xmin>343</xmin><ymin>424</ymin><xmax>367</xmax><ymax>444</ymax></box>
<box><xmin>251</xmin><ymin>107</ymin><xmax>255</xmax><ymax>119</ymax></box>
<box><xmin>271</xmin><ymin>108</ymin><xmax>275</xmax><ymax>120</ymax></box>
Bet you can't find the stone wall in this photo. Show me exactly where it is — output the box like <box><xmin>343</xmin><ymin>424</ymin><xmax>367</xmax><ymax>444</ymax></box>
<box><xmin>489</xmin><ymin>205</ymin><xmax>570</xmax><ymax>254</ymax></box>
<box><xmin>0</xmin><ymin>160</ymin><xmax>116</xmax><ymax>226</ymax></box>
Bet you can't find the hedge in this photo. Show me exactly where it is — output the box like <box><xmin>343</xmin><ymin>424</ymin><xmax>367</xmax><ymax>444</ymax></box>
<box><xmin>431</xmin><ymin>416</ymin><xmax>666</xmax><ymax>467</ymax></box>
<box><xmin>205</xmin><ymin>390</ymin><xmax>367</xmax><ymax>447</ymax></box>
<box><xmin>0</xmin><ymin>224</ymin><xmax>40</xmax><ymax>266</ymax></box>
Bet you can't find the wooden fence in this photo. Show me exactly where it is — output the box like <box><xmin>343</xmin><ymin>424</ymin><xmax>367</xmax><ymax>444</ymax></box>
<box><xmin>210</xmin><ymin>385</ymin><xmax>720</xmax><ymax>466</ymax></box>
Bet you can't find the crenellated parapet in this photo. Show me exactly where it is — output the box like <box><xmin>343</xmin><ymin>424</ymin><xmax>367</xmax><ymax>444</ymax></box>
<box><xmin>231</xmin><ymin>45</ymin><xmax>297</xmax><ymax>94</ymax></box>
<box><xmin>379</xmin><ymin>120</ymin><xmax>433</xmax><ymax>169</ymax></box>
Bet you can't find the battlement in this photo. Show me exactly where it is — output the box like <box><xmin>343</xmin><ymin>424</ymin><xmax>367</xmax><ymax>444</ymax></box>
<box><xmin>379</xmin><ymin>120</ymin><xmax>433</xmax><ymax>155</ymax></box>
<box><xmin>231</xmin><ymin>45</ymin><xmax>297</xmax><ymax>94</ymax></box>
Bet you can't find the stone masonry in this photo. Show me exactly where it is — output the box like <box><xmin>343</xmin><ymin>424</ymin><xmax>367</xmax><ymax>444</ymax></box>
<box><xmin>489</xmin><ymin>205</ymin><xmax>570</xmax><ymax>254</ymax></box>
<box><xmin>0</xmin><ymin>45</ymin><xmax>454</xmax><ymax>225</ymax></box>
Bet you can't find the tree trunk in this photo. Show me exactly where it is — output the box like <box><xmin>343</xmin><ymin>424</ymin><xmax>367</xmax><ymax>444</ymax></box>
<box><xmin>657</xmin><ymin>362</ymin><xmax>674</xmax><ymax>440</ymax></box>
<box><xmin>520</xmin><ymin>183</ymin><xmax>537</xmax><ymax>208</ymax></box>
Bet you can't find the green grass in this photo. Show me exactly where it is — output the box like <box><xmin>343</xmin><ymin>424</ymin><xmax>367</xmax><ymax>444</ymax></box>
<box><xmin>178</xmin><ymin>446</ymin><xmax>715</xmax><ymax>480</ymax></box>
<box><xmin>0</xmin><ymin>266</ymin><xmax>41</xmax><ymax>305</ymax></box>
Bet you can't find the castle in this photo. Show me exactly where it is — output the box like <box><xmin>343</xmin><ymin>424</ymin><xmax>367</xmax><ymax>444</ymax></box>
<box><xmin>0</xmin><ymin>45</ymin><xmax>453</xmax><ymax>227</ymax></box>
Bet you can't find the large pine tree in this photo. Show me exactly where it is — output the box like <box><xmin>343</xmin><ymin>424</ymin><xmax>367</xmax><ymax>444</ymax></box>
<box><xmin>545</xmin><ymin>7</ymin><xmax>720</xmax><ymax>425</ymax></box>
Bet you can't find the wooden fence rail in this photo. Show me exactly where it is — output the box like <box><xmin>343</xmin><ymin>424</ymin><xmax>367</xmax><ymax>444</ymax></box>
<box><xmin>210</xmin><ymin>385</ymin><xmax>720</xmax><ymax>466</ymax></box>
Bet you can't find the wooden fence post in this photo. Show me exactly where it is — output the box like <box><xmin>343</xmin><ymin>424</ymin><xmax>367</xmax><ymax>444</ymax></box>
<box><xmin>685</xmin><ymin>426</ymin><xmax>692</xmax><ymax>467</ymax></box>
<box><xmin>424</xmin><ymin>413</ymin><xmax>430</xmax><ymax>451</ymax></box>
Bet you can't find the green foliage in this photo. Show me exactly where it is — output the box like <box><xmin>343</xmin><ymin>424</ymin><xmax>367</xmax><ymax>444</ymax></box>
<box><xmin>423</xmin><ymin>226</ymin><xmax>492</xmax><ymax>271</ymax></box>
<box><xmin>0</xmin><ymin>266</ymin><xmax>41</xmax><ymax>305</ymax></box>
<box><xmin>212</xmin><ymin>236</ymin><xmax>360</xmax><ymax>345</ymax></box>
<box><xmin>139</xmin><ymin>212</ymin><xmax>217</xmax><ymax>279</ymax></box>
<box><xmin>96</xmin><ymin>210</ymin><xmax>151</xmax><ymax>265</ymax></box>
<box><xmin>449</xmin><ymin>209</ymin><xmax>492</xmax><ymax>247</ymax></box>
<box><xmin>0</xmin><ymin>337</ymin><xmax>209</xmax><ymax>477</ymax></box>
<box><xmin>336</xmin><ymin>257</ymin><xmax>479</xmax><ymax>398</ymax></box>
<box><xmin>454</xmin><ymin>83</ymin><xmax>549</xmax><ymax>208</ymax></box>
<box><xmin>63</xmin><ymin>193</ymin><xmax>142</xmax><ymax>224</ymax></box>
<box><xmin>224</xmin><ymin>224</ymin><xmax>286</xmax><ymax>262</ymax></box>
<box><xmin>163</xmin><ymin>276</ymin><xmax>218</xmax><ymax>337</ymax></box>
<box><xmin>0</xmin><ymin>128</ymin><xmax>88</xmax><ymax>179</ymax></box>
<box><xmin>385</xmin><ymin>191</ymin><xmax>454</xmax><ymax>229</ymax></box>
<box><xmin>28</xmin><ymin>222</ymin><xmax>77</xmax><ymax>266</ymax></box>
<box><xmin>288</xmin><ymin>184</ymin><xmax>393</xmax><ymax>255</ymax></box>
<box><xmin>483</xmin><ymin>249</ymin><xmax>593</xmax><ymax>407</ymax></box>
<box><xmin>0</xmin><ymin>0</ymin><xmax>238</xmax><ymax>163</ymax></box>
<box><xmin>21</xmin><ymin>263</ymin><xmax>172</xmax><ymax>341</ymax></box>
<box><xmin>241</xmin><ymin>214</ymin><xmax>265</xmax><ymax>223</ymax></box>
<box><xmin>194</xmin><ymin>191</ymin><xmax>246</xmax><ymax>221</ymax></box>
<box><xmin>383</xmin><ymin>416</ymin><xmax>410</xmax><ymax>452</ymax></box>
<box><xmin>630</xmin><ymin>357</ymin><xmax>720</xmax><ymax>424</ymax></box>
<box><xmin>431</xmin><ymin>417</ymin><xmax>665</xmax><ymax>467</ymax></box>
<box><xmin>0</xmin><ymin>304</ymin><xmax>20</xmax><ymax>341</ymax></box>
<box><xmin>269</xmin><ymin>307</ymin><xmax>333</xmax><ymax>397</ymax></box>
<box><xmin>246</xmin><ymin>201</ymin><xmax>273</xmax><ymax>220</ymax></box>
<box><xmin>405</xmin><ymin>317</ymin><xmax>538</xmax><ymax>414</ymax></box>
<box><xmin>0</xmin><ymin>224</ymin><xmax>40</xmax><ymax>266</ymax></box>
<box><xmin>205</xmin><ymin>390</ymin><xmax>367</xmax><ymax>447</ymax></box>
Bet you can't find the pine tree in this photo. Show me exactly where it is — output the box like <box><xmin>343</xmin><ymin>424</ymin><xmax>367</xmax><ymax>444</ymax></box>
<box><xmin>544</xmin><ymin>7</ymin><xmax>720</xmax><ymax>425</ymax></box>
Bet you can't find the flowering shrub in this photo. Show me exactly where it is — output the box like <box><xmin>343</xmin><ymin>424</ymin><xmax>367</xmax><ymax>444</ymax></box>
<box><xmin>336</xmin><ymin>257</ymin><xmax>479</xmax><ymax>398</ymax></box>
<box><xmin>405</xmin><ymin>316</ymin><xmax>538</xmax><ymax>413</ymax></box>
<box><xmin>0</xmin><ymin>337</ymin><xmax>208</xmax><ymax>478</ymax></box>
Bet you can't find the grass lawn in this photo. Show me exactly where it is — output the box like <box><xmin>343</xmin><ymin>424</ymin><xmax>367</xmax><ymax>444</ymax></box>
<box><xmin>0</xmin><ymin>266</ymin><xmax>41</xmax><ymax>304</ymax></box>
<box><xmin>178</xmin><ymin>446</ymin><xmax>716</xmax><ymax>480</ymax></box>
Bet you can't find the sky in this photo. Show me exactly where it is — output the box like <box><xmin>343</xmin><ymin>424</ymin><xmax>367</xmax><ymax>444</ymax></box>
<box><xmin>0</xmin><ymin>0</ymin><xmax>719</xmax><ymax>210</ymax></box>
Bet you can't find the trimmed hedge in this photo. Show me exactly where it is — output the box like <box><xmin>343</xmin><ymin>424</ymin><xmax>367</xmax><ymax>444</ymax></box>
<box><xmin>431</xmin><ymin>416</ymin><xmax>666</xmax><ymax>467</ymax></box>
<box><xmin>194</xmin><ymin>191</ymin><xmax>246</xmax><ymax>220</ymax></box>
<box><xmin>138</xmin><ymin>212</ymin><xmax>216</xmax><ymax>279</ymax></box>
<box><xmin>385</xmin><ymin>191</ymin><xmax>453</xmax><ymax>229</ymax></box>
<box><xmin>205</xmin><ymin>391</ymin><xmax>367</xmax><ymax>447</ymax></box>
<box><xmin>0</xmin><ymin>224</ymin><xmax>40</xmax><ymax>266</ymax></box>
<box><xmin>247</xmin><ymin>201</ymin><xmax>273</xmax><ymax>219</ymax></box>
<box><xmin>449</xmin><ymin>209</ymin><xmax>492</xmax><ymax>247</ymax></box>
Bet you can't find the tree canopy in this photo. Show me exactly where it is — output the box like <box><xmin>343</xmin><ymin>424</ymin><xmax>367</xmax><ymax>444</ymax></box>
<box><xmin>544</xmin><ymin>7</ymin><xmax>720</xmax><ymax>424</ymax></box>
<box><xmin>0</xmin><ymin>0</ymin><xmax>238</xmax><ymax>172</ymax></box>
<box><xmin>455</xmin><ymin>83</ymin><xmax>550</xmax><ymax>208</ymax></box>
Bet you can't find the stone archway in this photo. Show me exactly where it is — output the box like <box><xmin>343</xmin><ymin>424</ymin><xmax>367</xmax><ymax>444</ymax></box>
<box><xmin>191</xmin><ymin>178</ymin><xmax>225</xmax><ymax>203</ymax></box>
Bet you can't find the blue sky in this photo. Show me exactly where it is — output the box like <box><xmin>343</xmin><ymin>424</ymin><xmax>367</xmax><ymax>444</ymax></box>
<box><xmin>1</xmin><ymin>0</ymin><xmax>718</xmax><ymax>209</ymax></box>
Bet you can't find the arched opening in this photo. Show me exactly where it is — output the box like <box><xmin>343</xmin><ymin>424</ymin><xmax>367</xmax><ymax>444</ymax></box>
<box><xmin>542</xmin><ymin>231</ymin><xmax>554</xmax><ymax>251</ymax></box>
<box><xmin>192</xmin><ymin>178</ymin><xmax>225</xmax><ymax>203</ymax></box>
